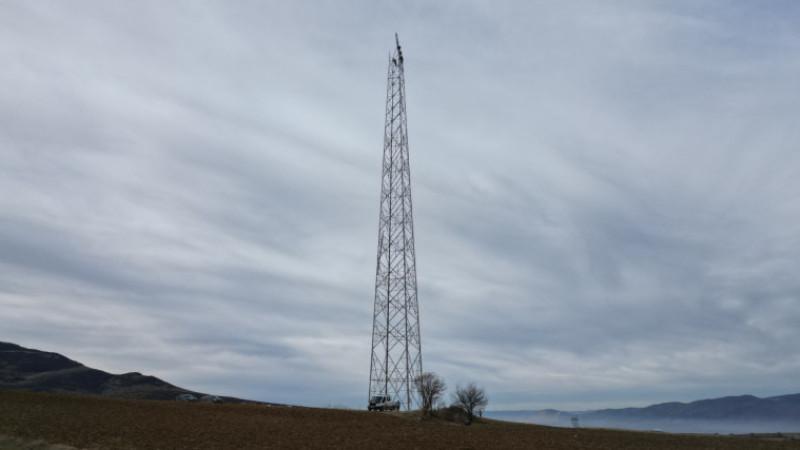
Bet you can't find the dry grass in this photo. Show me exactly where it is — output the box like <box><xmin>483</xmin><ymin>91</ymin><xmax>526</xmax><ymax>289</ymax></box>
<box><xmin>0</xmin><ymin>390</ymin><xmax>797</xmax><ymax>449</ymax></box>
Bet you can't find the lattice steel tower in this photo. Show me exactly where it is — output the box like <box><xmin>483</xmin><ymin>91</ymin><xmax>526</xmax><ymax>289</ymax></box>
<box><xmin>368</xmin><ymin>34</ymin><xmax>422</xmax><ymax>411</ymax></box>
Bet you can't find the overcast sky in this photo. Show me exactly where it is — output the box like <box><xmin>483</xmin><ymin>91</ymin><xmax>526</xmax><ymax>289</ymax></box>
<box><xmin>2</xmin><ymin>1</ymin><xmax>799</xmax><ymax>411</ymax></box>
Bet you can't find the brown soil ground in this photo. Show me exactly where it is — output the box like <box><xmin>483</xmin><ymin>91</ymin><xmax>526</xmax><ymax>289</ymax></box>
<box><xmin>1</xmin><ymin>390</ymin><xmax>798</xmax><ymax>449</ymax></box>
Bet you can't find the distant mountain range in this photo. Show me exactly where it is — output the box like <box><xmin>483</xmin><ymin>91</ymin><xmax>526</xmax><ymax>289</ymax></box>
<box><xmin>487</xmin><ymin>394</ymin><xmax>800</xmax><ymax>434</ymax></box>
<box><xmin>0</xmin><ymin>341</ymin><xmax>254</xmax><ymax>403</ymax></box>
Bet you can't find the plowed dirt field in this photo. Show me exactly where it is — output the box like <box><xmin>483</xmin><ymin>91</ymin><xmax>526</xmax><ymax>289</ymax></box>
<box><xmin>0</xmin><ymin>390</ymin><xmax>797</xmax><ymax>449</ymax></box>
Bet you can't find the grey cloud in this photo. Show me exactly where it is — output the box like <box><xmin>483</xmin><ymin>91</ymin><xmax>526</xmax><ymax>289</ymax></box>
<box><xmin>1</xmin><ymin>1</ymin><xmax>799</xmax><ymax>411</ymax></box>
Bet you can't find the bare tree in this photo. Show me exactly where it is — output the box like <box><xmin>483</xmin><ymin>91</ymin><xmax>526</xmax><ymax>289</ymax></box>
<box><xmin>413</xmin><ymin>372</ymin><xmax>446</xmax><ymax>415</ymax></box>
<box><xmin>451</xmin><ymin>382</ymin><xmax>488</xmax><ymax>423</ymax></box>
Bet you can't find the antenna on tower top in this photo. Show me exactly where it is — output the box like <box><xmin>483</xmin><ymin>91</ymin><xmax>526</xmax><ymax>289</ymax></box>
<box><xmin>395</xmin><ymin>33</ymin><xmax>403</xmax><ymax>62</ymax></box>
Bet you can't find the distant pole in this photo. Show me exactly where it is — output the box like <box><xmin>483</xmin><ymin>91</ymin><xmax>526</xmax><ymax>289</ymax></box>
<box><xmin>368</xmin><ymin>34</ymin><xmax>423</xmax><ymax>412</ymax></box>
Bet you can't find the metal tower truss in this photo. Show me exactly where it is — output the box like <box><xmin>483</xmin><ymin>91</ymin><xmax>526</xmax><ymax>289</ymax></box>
<box><xmin>368</xmin><ymin>34</ymin><xmax>422</xmax><ymax>412</ymax></box>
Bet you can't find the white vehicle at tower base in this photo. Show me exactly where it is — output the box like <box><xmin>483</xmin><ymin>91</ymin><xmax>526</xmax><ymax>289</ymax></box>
<box><xmin>368</xmin><ymin>395</ymin><xmax>400</xmax><ymax>411</ymax></box>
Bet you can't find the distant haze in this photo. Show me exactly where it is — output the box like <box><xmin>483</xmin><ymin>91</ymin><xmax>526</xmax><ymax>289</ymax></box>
<box><xmin>487</xmin><ymin>393</ymin><xmax>800</xmax><ymax>434</ymax></box>
<box><xmin>1</xmin><ymin>1</ymin><xmax>799</xmax><ymax>410</ymax></box>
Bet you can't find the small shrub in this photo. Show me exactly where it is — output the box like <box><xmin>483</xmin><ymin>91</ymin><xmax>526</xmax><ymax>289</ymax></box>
<box><xmin>434</xmin><ymin>405</ymin><xmax>470</xmax><ymax>423</ymax></box>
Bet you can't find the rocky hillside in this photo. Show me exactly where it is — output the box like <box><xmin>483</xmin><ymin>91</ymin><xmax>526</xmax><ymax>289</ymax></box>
<box><xmin>0</xmin><ymin>341</ymin><xmax>207</xmax><ymax>401</ymax></box>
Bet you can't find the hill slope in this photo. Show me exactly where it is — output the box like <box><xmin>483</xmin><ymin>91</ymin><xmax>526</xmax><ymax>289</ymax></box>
<box><xmin>0</xmin><ymin>341</ymin><xmax>202</xmax><ymax>401</ymax></box>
